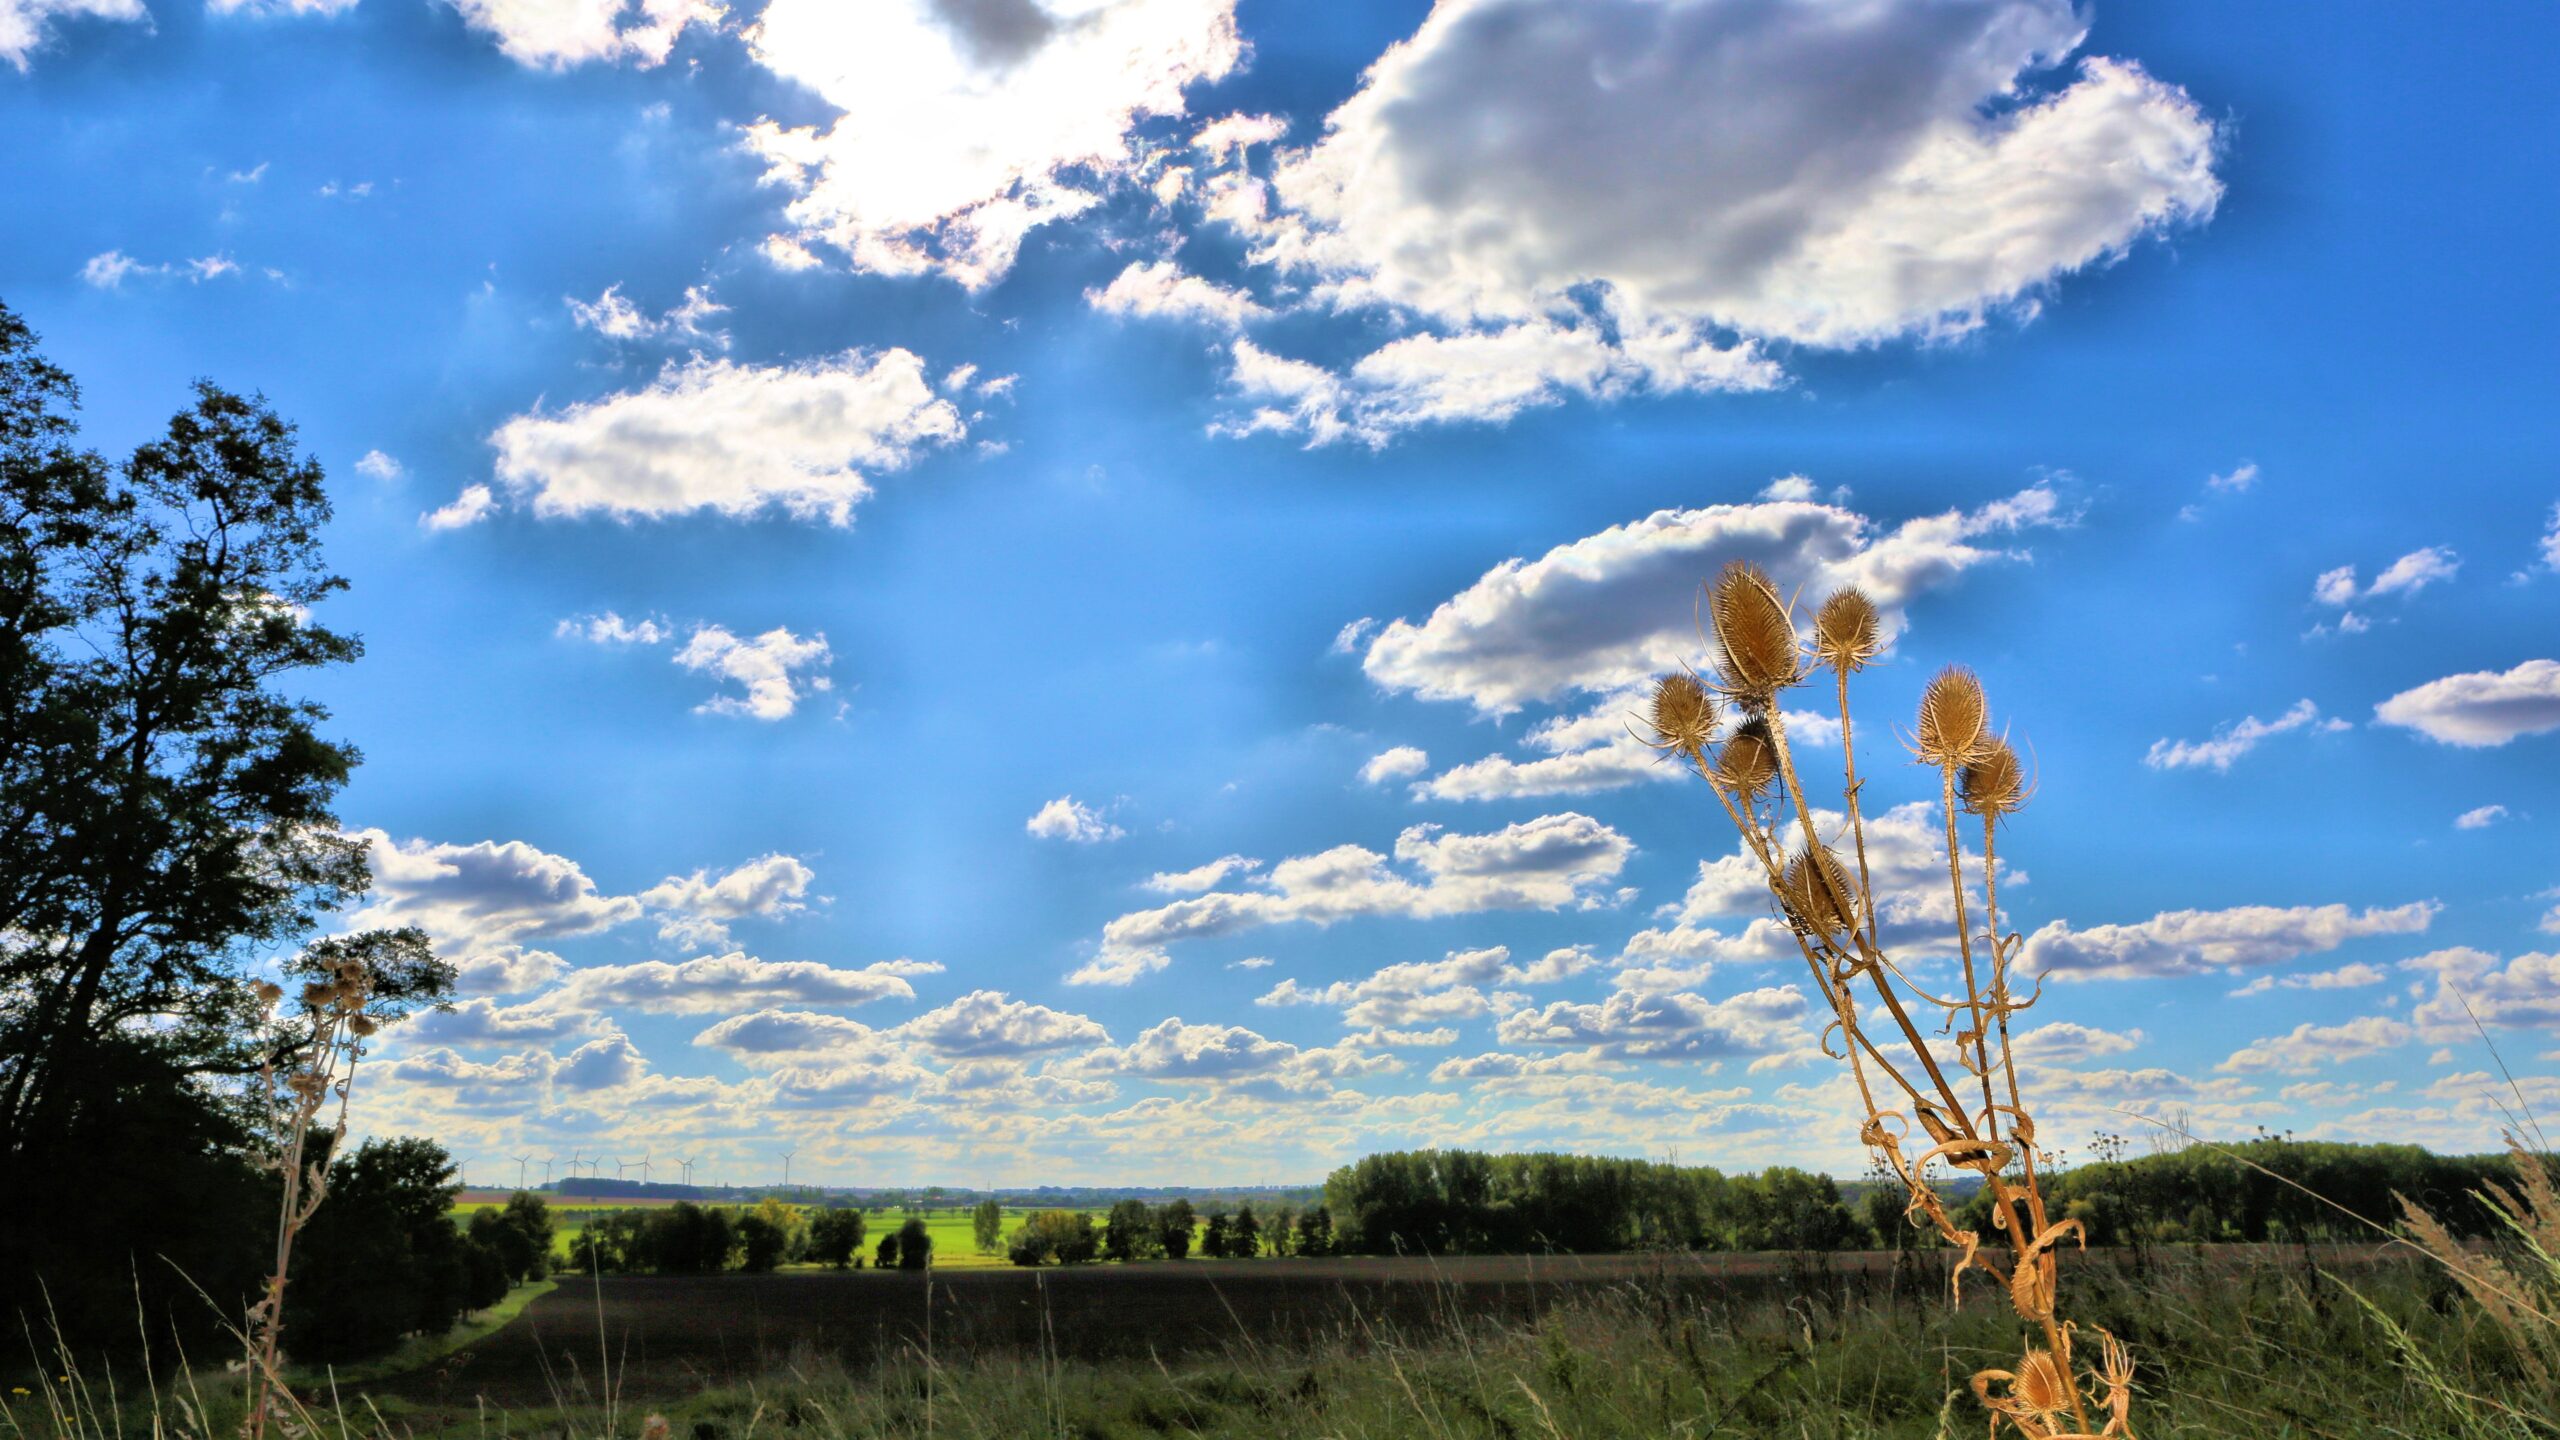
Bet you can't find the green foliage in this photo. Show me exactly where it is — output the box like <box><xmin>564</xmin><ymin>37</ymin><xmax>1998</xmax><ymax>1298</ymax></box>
<box><xmin>736</xmin><ymin>1214</ymin><xmax>788</xmax><ymax>1273</ymax></box>
<box><xmin>1294</xmin><ymin>1204</ymin><xmax>1334</xmax><ymax>1257</ymax></box>
<box><xmin>285</xmin><ymin>1137</ymin><xmax>515</xmax><ymax>1363</ymax></box>
<box><xmin>971</xmin><ymin>1198</ymin><xmax>1003</xmax><ymax>1254</ymax></box>
<box><xmin>896</xmin><ymin>1216</ymin><xmax>931</xmax><ymax>1270</ymax></box>
<box><xmin>1231</xmin><ymin>1203</ymin><xmax>1262</xmax><ymax>1258</ymax></box>
<box><xmin>1008</xmin><ymin>1210</ymin><xmax>1100</xmax><ymax>1266</ymax></box>
<box><xmin>1322</xmin><ymin>1149</ymin><xmax>1863</xmax><ymax>1256</ymax></box>
<box><xmin>466</xmin><ymin>1191</ymin><xmax>554</xmax><ymax>1283</ymax></box>
<box><xmin>0</xmin><ymin>302</ymin><xmax>451</xmax><ymax>1361</ymax></box>
<box><xmin>1158</xmin><ymin>1198</ymin><xmax>1197</xmax><ymax>1260</ymax></box>
<box><xmin>807</xmin><ymin>1207</ymin><xmax>868</xmax><ymax>1269</ymax></box>
<box><xmin>2034</xmin><ymin>1135</ymin><xmax>2523</xmax><ymax>1245</ymax></box>
<box><xmin>1103</xmin><ymin>1199</ymin><xmax>1159</xmax><ymax>1261</ymax></box>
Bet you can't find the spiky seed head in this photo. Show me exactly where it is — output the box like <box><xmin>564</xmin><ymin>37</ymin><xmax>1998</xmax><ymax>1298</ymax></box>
<box><xmin>2013</xmin><ymin>1350</ymin><xmax>2072</xmax><ymax>1418</ymax></box>
<box><xmin>1709</xmin><ymin>561</ymin><xmax>1801</xmax><ymax>701</ymax></box>
<box><xmin>1914</xmin><ymin>666</ymin><xmax>1989</xmax><ymax>768</ymax></box>
<box><xmin>298</xmin><ymin>982</ymin><xmax>333</xmax><ymax>1010</ymax></box>
<box><xmin>1783</xmin><ymin>844</ymin><xmax>1857</xmax><ymax>935</ymax></box>
<box><xmin>1648</xmin><ymin>672</ymin><xmax>1716</xmax><ymax>760</ymax></box>
<box><xmin>348</xmin><ymin>1014</ymin><xmax>377</xmax><ymax>1037</ymax></box>
<box><xmin>1716</xmin><ymin>716</ymin><xmax>1779</xmax><ymax>803</ymax></box>
<box><xmin>1813</xmin><ymin>588</ymin><xmax>1882</xmax><ymax>674</ymax></box>
<box><xmin>1960</xmin><ymin>736</ymin><xmax>2026</xmax><ymax>818</ymax></box>
<box><xmin>253</xmin><ymin>981</ymin><xmax>284</xmax><ymax>1008</ymax></box>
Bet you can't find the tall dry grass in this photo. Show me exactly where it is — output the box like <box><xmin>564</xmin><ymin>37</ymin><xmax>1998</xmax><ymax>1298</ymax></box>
<box><xmin>1644</xmin><ymin>565</ymin><xmax>2122</xmax><ymax>1438</ymax></box>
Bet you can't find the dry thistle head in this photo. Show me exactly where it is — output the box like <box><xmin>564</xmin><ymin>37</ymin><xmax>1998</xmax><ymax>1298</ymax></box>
<box><xmin>1716</xmin><ymin>715</ymin><xmax>1780</xmax><ymax>804</ymax></box>
<box><xmin>1782</xmin><ymin>843</ymin><xmax>1857</xmax><ymax>936</ymax></box>
<box><xmin>1913</xmin><ymin>665</ymin><xmax>1989</xmax><ymax>768</ymax></box>
<box><xmin>1647</xmin><ymin>672</ymin><xmax>1716</xmax><ymax>761</ymax></box>
<box><xmin>348</xmin><ymin>1014</ymin><xmax>377</xmax><ymax>1038</ymax></box>
<box><xmin>1960</xmin><ymin>736</ymin><xmax>2027</xmax><ymax>819</ymax></box>
<box><xmin>1709</xmin><ymin>561</ymin><xmax>1802</xmax><ymax>703</ymax></box>
<box><xmin>1812</xmin><ymin>587</ymin><xmax>1882</xmax><ymax>674</ymax></box>
<box><xmin>252</xmin><ymin>980</ymin><xmax>284</xmax><ymax>1008</ymax></box>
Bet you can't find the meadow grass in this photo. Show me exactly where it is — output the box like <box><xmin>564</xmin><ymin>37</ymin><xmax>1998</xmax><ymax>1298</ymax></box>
<box><xmin>8</xmin><ymin>1244</ymin><xmax>2549</xmax><ymax>1440</ymax></box>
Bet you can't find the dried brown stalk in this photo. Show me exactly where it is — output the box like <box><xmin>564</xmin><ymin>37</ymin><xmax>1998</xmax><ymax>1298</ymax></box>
<box><xmin>241</xmin><ymin>960</ymin><xmax>376</xmax><ymax>1440</ymax></box>
<box><xmin>1643</xmin><ymin>564</ymin><xmax>2132</xmax><ymax>1439</ymax></box>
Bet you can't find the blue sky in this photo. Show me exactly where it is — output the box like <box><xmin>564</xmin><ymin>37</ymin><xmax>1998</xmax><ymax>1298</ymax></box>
<box><xmin>6</xmin><ymin>0</ymin><xmax>2557</xmax><ymax>1187</ymax></box>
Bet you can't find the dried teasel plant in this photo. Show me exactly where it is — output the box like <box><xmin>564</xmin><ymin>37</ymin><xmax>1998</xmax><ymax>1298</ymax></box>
<box><xmin>1642</xmin><ymin>561</ymin><xmax>2125</xmax><ymax>1439</ymax></box>
<box><xmin>240</xmin><ymin>951</ymin><xmax>377</xmax><ymax>1440</ymax></box>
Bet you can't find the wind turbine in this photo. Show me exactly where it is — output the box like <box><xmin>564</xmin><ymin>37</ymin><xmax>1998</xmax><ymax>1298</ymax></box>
<box><xmin>541</xmin><ymin>1157</ymin><xmax>555</xmax><ymax>1187</ymax></box>
<box><xmin>513</xmin><ymin>1154</ymin><xmax>533</xmax><ymax>1190</ymax></box>
<box><xmin>677</xmin><ymin>1157</ymin><xmax>696</xmax><ymax>1186</ymax></box>
<box><xmin>781</xmin><ymin>1148</ymin><xmax>796</xmax><ymax>1193</ymax></box>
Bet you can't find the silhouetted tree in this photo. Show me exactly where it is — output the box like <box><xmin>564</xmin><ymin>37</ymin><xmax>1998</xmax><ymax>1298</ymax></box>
<box><xmin>807</xmin><ymin>1207</ymin><xmax>867</xmax><ymax>1268</ymax></box>
<box><xmin>896</xmin><ymin>1216</ymin><xmax>931</xmax><ymax>1270</ymax></box>
<box><xmin>1158</xmin><ymin>1198</ymin><xmax>1197</xmax><ymax>1260</ymax></box>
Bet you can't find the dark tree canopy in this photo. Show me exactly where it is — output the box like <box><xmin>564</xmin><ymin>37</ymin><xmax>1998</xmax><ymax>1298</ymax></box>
<box><xmin>0</xmin><ymin>300</ymin><xmax>449</xmax><ymax>1359</ymax></box>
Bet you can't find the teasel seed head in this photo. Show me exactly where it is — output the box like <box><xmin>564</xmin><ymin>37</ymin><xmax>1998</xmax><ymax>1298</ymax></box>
<box><xmin>1959</xmin><ymin>735</ymin><xmax>2028</xmax><ymax>818</ymax></box>
<box><xmin>348</xmin><ymin>1014</ymin><xmax>377</xmax><ymax>1038</ymax></box>
<box><xmin>1709</xmin><ymin>561</ymin><xmax>1802</xmax><ymax>703</ymax></box>
<box><xmin>1648</xmin><ymin>672</ymin><xmax>1717</xmax><ymax>761</ymax></box>
<box><xmin>1913</xmin><ymin>665</ymin><xmax>1989</xmax><ymax>768</ymax></box>
<box><xmin>1813</xmin><ymin>587</ymin><xmax>1882</xmax><ymax>675</ymax></box>
<box><xmin>1715</xmin><ymin>715</ymin><xmax>1780</xmax><ymax>804</ymax></box>
<box><xmin>1783</xmin><ymin>843</ymin><xmax>1858</xmax><ymax>936</ymax></box>
<box><xmin>2012</xmin><ymin>1349</ymin><xmax>2072</xmax><ymax>1419</ymax></box>
<box><xmin>253</xmin><ymin>981</ymin><xmax>284</xmax><ymax>1008</ymax></box>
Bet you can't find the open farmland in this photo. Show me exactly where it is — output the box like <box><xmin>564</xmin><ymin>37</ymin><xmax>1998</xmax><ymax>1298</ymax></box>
<box><xmin>359</xmin><ymin>1243</ymin><xmax>2405</xmax><ymax>1410</ymax></box>
<box><xmin>446</xmin><ymin>1199</ymin><xmax>1105</xmax><ymax>1270</ymax></box>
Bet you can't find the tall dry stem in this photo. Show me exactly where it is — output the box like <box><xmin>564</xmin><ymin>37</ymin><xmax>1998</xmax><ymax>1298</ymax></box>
<box><xmin>240</xmin><ymin>960</ymin><xmax>377</xmax><ymax>1440</ymax></box>
<box><xmin>1643</xmin><ymin>563</ymin><xmax>2130</xmax><ymax>1439</ymax></box>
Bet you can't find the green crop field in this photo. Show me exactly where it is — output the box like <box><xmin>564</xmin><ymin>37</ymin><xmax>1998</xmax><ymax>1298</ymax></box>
<box><xmin>446</xmin><ymin>1198</ymin><xmax>1112</xmax><ymax>1270</ymax></box>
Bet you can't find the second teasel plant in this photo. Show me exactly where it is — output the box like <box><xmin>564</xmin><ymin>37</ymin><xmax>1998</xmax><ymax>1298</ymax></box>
<box><xmin>1647</xmin><ymin>561</ymin><xmax>2133</xmax><ymax>1440</ymax></box>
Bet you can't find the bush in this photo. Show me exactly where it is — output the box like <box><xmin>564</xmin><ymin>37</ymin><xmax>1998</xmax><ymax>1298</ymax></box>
<box><xmin>896</xmin><ymin>1217</ymin><xmax>932</xmax><ymax>1270</ymax></box>
<box><xmin>807</xmin><ymin>1207</ymin><xmax>868</xmax><ymax>1268</ymax></box>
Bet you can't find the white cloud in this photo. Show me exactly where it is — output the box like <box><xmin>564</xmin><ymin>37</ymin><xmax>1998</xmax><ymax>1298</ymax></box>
<box><xmin>450</xmin><ymin>945</ymin><xmax>570</xmax><ymax>997</ymax></box>
<box><xmin>640</xmin><ymin>854</ymin><xmax>818</xmax><ymax>948</ymax></box>
<box><xmin>2</xmin><ymin>0</ymin><xmax>142</xmax><ymax>70</ymax></box>
<box><xmin>1026</xmin><ymin>796</ymin><xmax>1124</xmax><ymax>844</ymax></box>
<box><xmin>420</xmin><ymin>483</ymin><xmax>499</xmax><ymax>531</ymax></box>
<box><xmin>348</xmin><ymin>828</ymin><xmax>645</xmax><ymax>950</ymax></box>
<box><xmin>1142</xmin><ymin>855</ymin><xmax>1258</xmax><ymax>893</ymax></box>
<box><xmin>354</xmin><ymin>449</ymin><xmax>404</xmax><ymax>482</ymax></box>
<box><xmin>556</xmin><ymin>953</ymin><xmax>931</xmax><ymax>1014</ymax></box>
<box><xmin>77</xmin><ymin>249</ymin><xmax>244</xmax><ymax>288</ymax></box>
<box><xmin>1074</xmin><ymin>1017</ymin><xmax>1392</xmax><ymax>1094</ymax></box>
<box><xmin>2313</xmin><ymin>546</ymin><xmax>2460</xmax><ymax>609</ymax></box>
<box><xmin>897</xmin><ymin>989</ymin><xmax>1108</xmax><ymax>1057</ymax></box>
<box><xmin>2454</xmin><ymin>805</ymin><xmax>2510</xmax><ymax>831</ymax></box>
<box><xmin>461</xmin><ymin>350</ymin><xmax>965</xmax><ymax>527</ymax></box>
<box><xmin>2023</xmin><ymin>901</ymin><xmax>2439</xmax><ymax>980</ymax></box>
<box><xmin>2207</xmin><ymin>462</ymin><xmax>2259</xmax><ymax>494</ymax></box>
<box><xmin>567</xmin><ymin>283</ymin><xmax>730</xmax><ymax>348</ymax></box>
<box><xmin>1496</xmin><ymin>985</ymin><xmax>1806</xmax><ymax>1062</ymax></box>
<box><xmin>79</xmin><ymin>249</ymin><xmax>149</xmax><ymax>288</ymax></box>
<box><xmin>1188</xmin><ymin>0</ymin><xmax>2215</xmax><ymax>440</ymax></box>
<box><xmin>440</xmin><ymin>0</ymin><xmax>716</xmax><ymax>69</ymax></box>
<box><xmin>2374</xmin><ymin>660</ymin><xmax>2560</xmax><ymax>747</ymax></box>
<box><xmin>693</xmin><ymin>1009</ymin><xmax>894</xmax><ymax>1059</ymax></box>
<box><xmin>2009</xmin><ymin>1022</ymin><xmax>2142</xmax><ymax>1065</ymax></box>
<box><xmin>1363</xmin><ymin>485</ymin><xmax>2063</xmax><ymax>714</ymax></box>
<box><xmin>2144</xmin><ymin>699</ymin><xmax>2342</xmax><ymax>772</ymax></box>
<box><xmin>556</xmin><ymin>610</ymin><xmax>672</xmax><ymax>646</ymax></box>
<box><xmin>674</xmin><ymin>624</ymin><xmax>833</xmax><ymax>720</ymax></box>
<box><xmin>2228</xmin><ymin>962</ymin><xmax>2388</xmax><ymax>997</ymax></box>
<box><xmin>2405</xmin><ymin>947</ymin><xmax>2560</xmax><ymax>1043</ymax></box>
<box><xmin>1078</xmin><ymin>811</ymin><xmax>1633</xmax><ymax>983</ymax></box>
<box><xmin>2219</xmin><ymin>1016</ymin><xmax>2413</xmax><ymax>1075</ymax></box>
<box><xmin>1359</xmin><ymin>746</ymin><xmax>1429</xmax><ymax>785</ymax></box>
<box><xmin>208</xmin><ymin>0</ymin><xmax>360</xmax><ymax>14</ymax></box>
<box><xmin>741</xmin><ymin>0</ymin><xmax>1244</xmax><ymax>288</ymax></box>
<box><xmin>1087</xmin><ymin>259</ymin><xmax>1263</xmax><ymax>330</ymax></box>
<box><xmin>2535</xmin><ymin>503</ymin><xmax>2560</xmax><ymax>576</ymax></box>
<box><xmin>1256</xmin><ymin>944</ymin><xmax>1571</xmax><ymax>1029</ymax></box>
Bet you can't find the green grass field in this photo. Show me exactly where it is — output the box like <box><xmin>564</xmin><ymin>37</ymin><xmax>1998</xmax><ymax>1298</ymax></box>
<box><xmin>448</xmin><ymin>1200</ymin><xmax>1110</xmax><ymax>1270</ymax></box>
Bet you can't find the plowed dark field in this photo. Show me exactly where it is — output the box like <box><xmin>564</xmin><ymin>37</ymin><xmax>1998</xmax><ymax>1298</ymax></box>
<box><xmin>364</xmin><ymin>1245</ymin><xmax>2383</xmax><ymax>1410</ymax></box>
<box><xmin>368</xmin><ymin>1250</ymin><xmax>1928</xmax><ymax>1406</ymax></box>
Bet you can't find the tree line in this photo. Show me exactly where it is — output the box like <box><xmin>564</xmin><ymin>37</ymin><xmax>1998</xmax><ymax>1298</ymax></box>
<box><xmin>569</xmin><ymin>1202</ymin><xmax>933</xmax><ymax>1273</ymax></box>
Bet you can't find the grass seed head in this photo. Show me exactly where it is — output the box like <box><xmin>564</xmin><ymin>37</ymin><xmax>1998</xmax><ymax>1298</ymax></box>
<box><xmin>1914</xmin><ymin>666</ymin><xmax>1989</xmax><ymax>768</ymax></box>
<box><xmin>1648</xmin><ymin>672</ymin><xmax>1717</xmax><ymax>760</ymax></box>
<box><xmin>1717</xmin><ymin>716</ymin><xmax>1780</xmax><ymax>803</ymax></box>
<box><xmin>1960</xmin><ymin>736</ymin><xmax>2027</xmax><ymax>818</ymax></box>
<box><xmin>1813</xmin><ymin>587</ymin><xmax>1883</xmax><ymax>674</ymax></box>
<box><xmin>1710</xmin><ymin>561</ymin><xmax>1802</xmax><ymax>703</ymax></box>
